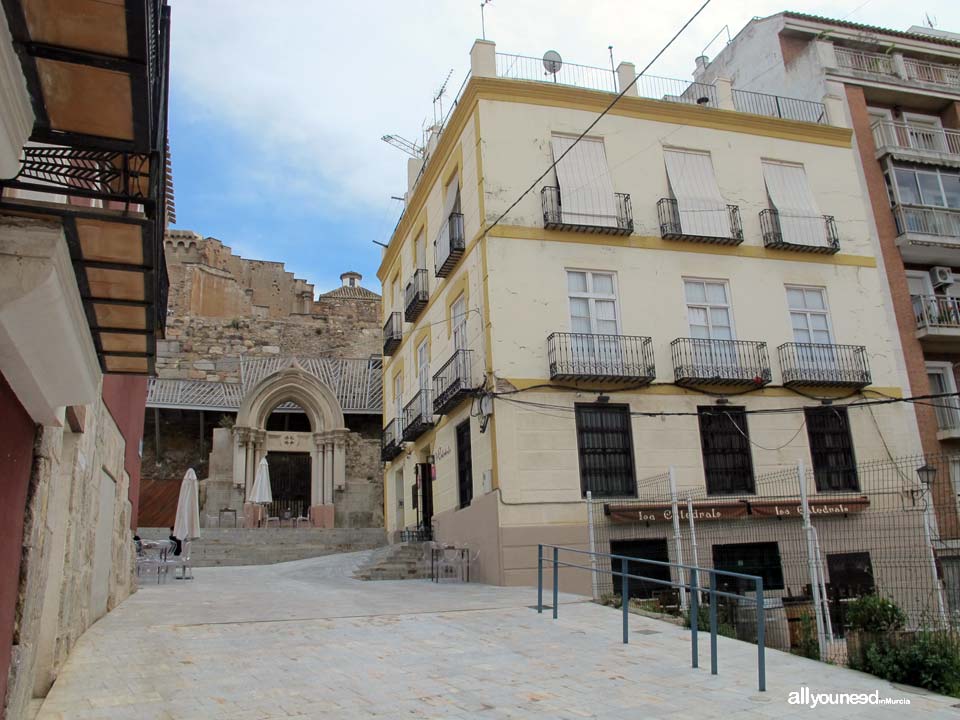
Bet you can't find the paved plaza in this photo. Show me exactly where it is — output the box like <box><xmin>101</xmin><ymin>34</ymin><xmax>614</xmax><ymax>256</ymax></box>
<box><xmin>34</xmin><ymin>551</ymin><xmax>958</xmax><ymax>719</ymax></box>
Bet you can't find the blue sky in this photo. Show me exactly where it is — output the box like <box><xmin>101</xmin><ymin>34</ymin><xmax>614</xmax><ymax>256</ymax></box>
<box><xmin>168</xmin><ymin>0</ymin><xmax>958</xmax><ymax>296</ymax></box>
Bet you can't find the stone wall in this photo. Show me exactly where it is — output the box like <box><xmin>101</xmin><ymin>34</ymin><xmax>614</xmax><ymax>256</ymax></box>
<box><xmin>5</xmin><ymin>390</ymin><xmax>136</xmax><ymax>719</ymax></box>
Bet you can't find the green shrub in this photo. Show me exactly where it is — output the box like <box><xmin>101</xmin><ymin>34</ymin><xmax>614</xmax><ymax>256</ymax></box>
<box><xmin>859</xmin><ymin>631</ymin><xmax>960</xmax><ymax>697</ymax></box>
<box><xmin>846</xmin><ymin>594</ymin><xmax>907</xmax><ymax>632</ymax></box>
<box><xmin>791</xmin><ymin>612</ymin><xmax>821</xmax><ymax>661</ymax></box>
<box><xmin>684</xmin><ymin>603</ymin><xmax>736</xmax><ymax>639</ymax></box>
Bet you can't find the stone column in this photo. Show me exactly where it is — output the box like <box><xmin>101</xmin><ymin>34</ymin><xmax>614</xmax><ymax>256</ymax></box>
<box><xmin>323</xmin><ymin>440</ymin><xmax>334</xmax><ymax>504</ymax></box>
<box><xmin>333</xmin><ymin>430</ymin><xmax>347</xmax><ymax>492</ymax></box>
<box><xmin>311</xmin><ymin>432</ymin><xmax>325</xmax><ymax>505</ymax></box>
<box><xmin>233</xmin><ymin>428</ymin><xmax>249</xmax><ymax>492</ymax></box>
<box><xmin>250</xmin><ymin>430</ymin><xmax>267</xmax><ymax>493</ymax></box>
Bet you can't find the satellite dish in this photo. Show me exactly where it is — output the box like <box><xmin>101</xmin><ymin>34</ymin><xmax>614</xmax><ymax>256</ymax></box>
<box><xmin>543</xmin><ymin>50</ymin><xmax>563</xmax><ymax>77</ymax></box>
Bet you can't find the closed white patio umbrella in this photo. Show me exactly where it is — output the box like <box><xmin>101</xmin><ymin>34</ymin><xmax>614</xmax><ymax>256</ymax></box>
<box><xmin>250</xmin><ymin>457</ymin><xmax>273</xmax><ymax>504</ymax></box>
<box><xmin>173</xmin><ymin>468</ymin><xmax>200</xmax><ymax>542</ymax></box>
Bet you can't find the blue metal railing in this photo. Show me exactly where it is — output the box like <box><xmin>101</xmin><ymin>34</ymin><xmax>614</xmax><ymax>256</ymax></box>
<box><xmin>537</xmin><ymin>544</ymin><xmax>766</xmax><ymax>692</ymax></box>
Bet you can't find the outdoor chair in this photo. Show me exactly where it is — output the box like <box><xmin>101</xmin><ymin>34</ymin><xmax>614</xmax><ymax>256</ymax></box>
<box><xmin>435</xmin><ymin>546</ymin><xmax>468</xmax><ymax>583</ymax></box>
<box><xmin>163</xmin><ymin>540</ymin><xmax>193</xmax><ymax>580</ymax></box>
<box><xmin>294</xmin><ymin>516</ymin><xmax>311</xmax><ymax>528</ymax></box>
<box><xmin>264</xmin><ymin>516</ymin><xmax>280</xmax><ymax>528</ymax></box>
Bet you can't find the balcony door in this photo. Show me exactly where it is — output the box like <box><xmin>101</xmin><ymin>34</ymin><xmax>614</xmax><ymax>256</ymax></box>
<box><xmin>394</xmin><ymin>373</ymin><xmax>404</xmax><ymax>437</ymax></box>
<box><xmin>787</xmin><ymin>286</ymin><xmax>835</xmax><ymax>374</ymax></box>
<box><xmin>567</xmin><ymin>270</ymin><xmax>620</xmax><ymax>373</ymax></box>
<box><xmin>903</xmin><ymin>113</ymin><xmax>946</xmax><ymax>153</ymax></box>
<box><xmin>684</xmin><ymin>278</ymin><xmax>737</xmax><ymax>373</ymax></box>
<box><xmin>927</xmin><ymin>362</ymin><xmax>960</xmax><ymax>432</ymax></box>
<box><xmin>417</xmin><ymin>340</ymin><xmax>430</xmax><ymax>419</ymax></box>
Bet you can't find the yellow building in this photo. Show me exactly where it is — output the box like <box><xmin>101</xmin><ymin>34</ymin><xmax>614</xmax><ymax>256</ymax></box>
<box><xmin>378</xmin><ymin>39</ymin><xmax>928</xmax><ymax>599</ymax></box>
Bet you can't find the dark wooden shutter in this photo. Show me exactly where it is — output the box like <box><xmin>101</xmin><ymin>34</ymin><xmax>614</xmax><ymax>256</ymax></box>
<box><xmin>805</xmin><ymin>407</ymin><xmax>858</xmax><ymax>492</ymax></box>
<box><xmin>575</xmin><ymin>404</ymin><xmax>636</xmax><ymax>497</ymax></box>
<box><xmin>698</xmin><ymin>407</ymin><xmax>755</xmax><ymax>495</ymax></box>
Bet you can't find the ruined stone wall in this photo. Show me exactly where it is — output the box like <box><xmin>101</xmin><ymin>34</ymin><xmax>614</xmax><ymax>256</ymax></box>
<box><xmin>5</xmin><ymin>391</ymin><xmax>136</xmax><ymax>718</ymax></box>
<box><xmin>340</xmin><ymin>414</ymin><xmax>383</xmax><ymax>528</ymax></box>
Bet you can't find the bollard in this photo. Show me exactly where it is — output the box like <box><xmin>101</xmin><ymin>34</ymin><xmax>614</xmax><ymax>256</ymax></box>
<box><xmin>690</xmin><ymin>567</ymin><xmax>699</xmax><ymax>669</ymax></box>
<box><xmin>537</xmin><ymin>544</ymin><xmax>543</xmax><ymax>614</ymax></box>
<box><xmin>622</xmin><ymin>573</ymin><xmax>629</xmax><ymax>644</ymax></box>
<box><xmin>552</xmin><ymin>546</ymin><xmax>559</xmax><ymax>620</ymax></box>
<box><xmin>709</xmin><ymin>573</ymin><xmax>718</xmax><ymax>676</ymax></box>
<box><xmin>756</xmin><ymin>577</ymin><xmax>766</xmax><ymax>692</ymax></box>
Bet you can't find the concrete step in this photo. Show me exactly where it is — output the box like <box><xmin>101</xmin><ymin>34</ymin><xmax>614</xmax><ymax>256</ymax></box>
<box><xmin>352</xmin><ymin>542</ymin><xmax>430</xmax><ymax>581</ymax></box>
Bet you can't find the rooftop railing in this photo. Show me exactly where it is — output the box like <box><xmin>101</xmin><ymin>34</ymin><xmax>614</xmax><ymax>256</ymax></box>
<box><xmin>834</xmin><ymin>46</ymin><xmax>960</xmax><ymax>92</ymax></box>
<box><xmin>871</xmin><ymin>121</ymin><xmax>960</xmax><ymax>158</ymax></box>
<box><xmin>731</xmin><ymin>89</ymin><xmax>826</xmax><ymax>124</ymax></box>
<box><xmin>834</xmin><ymin>47</ymin><xmax>896</xmax><ymax>76</ymax></box>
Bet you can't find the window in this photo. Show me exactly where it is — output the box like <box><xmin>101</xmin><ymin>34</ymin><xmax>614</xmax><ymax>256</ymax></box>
<box><xmin>610</xmin><ymin>539</ymin><xmax>672</xmax><ymax>599</ymax></box>
<box><xmin>391</xmin><ymin>276</ymin><xmax>401</xmax><ymax>313</ymax></box>
<box><xmin>551</xmin><ymin>135</ymin><xmax>618</xmax><ymax>227</ymax></box>
<box><xmin>826</xmin><ymin>552</ymin><xmax>874</xmax><ymax>596</ymax></box>
<box><xmin>575</xmin><ymin>404</ymin><xmax>636</xmax><ymax>497</ymax></box>
<box><xmin>761</xmin><ymin>160</ymin><xmax>828</xmax><ymax>247</ymax></box>
<box><xmin>417</xmin><ymin>340</ymin><xmax>430</xmax><ymax>417</ymax></box>
<box><xmin>444</xmin><ymin>174</ymin><xmax>461</xmax><ymax>218</ymax></box>
<box><xmin>712</xmin><ymin>542</ymin><xmax>784</xmax><ymax>593</ymax></box>
<box><xmin>805</xmin><ymin>407</ymin><xmax>859</xmax><ymax>492</ymax></box>
<box><xmin>893</xmin><ymin>166</ymin><xmax>960</xmax><ymax>209</ymax></box>
<box><xmin>927</xmin><ymin>362</ymin><xmax>960</xmax><ymax>431</ymax></box>
<box><xmin>456</xmin><ymin>420</ymin><xmax>473</xmax><ymax>509</ymax></box>
<box><xmin>415</xmin><ymin>230</ymin><xmax>427</xmax><ymax>272</ymax></box>
<box><xmin>662</xmin><ymin>148</ymin><xmax>732</xmax><ymax>238</ymax></box>
<box><xmin>394</xmin><ymin>469</ymin><xmax>404</xmax><ymax>519</ymax></box>
<box><xmin>685</xmin><ymin>279</ymin><xmax>733</xmax><ymax>340</ymax></box>
<box><xmin>787</xmin><ymin>286</ymin><xmax>832</xmax><ymax>344</ymax></box>
<box><xmin>452</xmin><ymin>294</ymin><xmax>467</xmax><ymax>351</ymax></box>
<box><xmin>394</xmin><ymin>373</ymin><xmax>404</xmax><ymax>436</ymax></box>
<box><xmin>698</xmin><ymin>406</ymin><xmax>755</xmax><ymax>495</ymax></box>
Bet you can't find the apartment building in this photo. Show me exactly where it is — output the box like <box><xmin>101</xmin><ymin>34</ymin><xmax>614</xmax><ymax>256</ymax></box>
<box><xmin>695</xmin><ymin>10</ymin><xmax>960</xmax><ymax>581</ymax></box>
<box><xmin>0</xmin><ymin>2</ymin><xmax>170</xmax><ymax>716</ymax></box>
<box><xmin>378</xmin><ymin>39</ymin><xmax>928</xmax><ymax>599</ymax></box>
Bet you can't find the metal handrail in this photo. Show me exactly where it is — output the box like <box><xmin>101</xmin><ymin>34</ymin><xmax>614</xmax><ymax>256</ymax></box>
<box><xmin>547</xmin><ymin>332</ymin><xmax>655</xmax><ymax>381</ymax></box>
<box><xmin>537</xmin><ymin>544</ymin><xmax>766</xmax><ymax>692</ymax></box>
<box><xmin>731</xmin><ymin>89</ymin><xmax>826</xmax><ymax>124</ymax></box>
<box><xmin>759</xmin><ymin>209</ymin><xmax>839</xmax><ymax>252</ymax></box>
<box><xmin>913</xmin><ymin>293</ymin><xmax>960</xmax><ymax>330</ymax></box>
<box><xmin>834</xmin><ymin>47</ymin><xmax>895</xmax><ymax>76</ymax></box>
<box><xmin>871</xmin><ymin>120</ymin><xmax>960</xmax><ymax>157</ymax></box>
<box><xmin>657</xmin><ymin>198</ymin><xmax>743</xmax><ymax>244</ymax></box>
<box><xmin>893</xmin><ymin>204</ymin><xmax>960</xmax><ymax>241</ymax></box>
<box><xmin>777</xmin><ymin>342</ymin><xmax>871</xmax><ymax>387</ymax></box>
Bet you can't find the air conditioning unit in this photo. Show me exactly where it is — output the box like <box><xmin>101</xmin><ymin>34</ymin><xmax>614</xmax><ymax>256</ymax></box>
<box><xmin>930</xmin><ymin>266</ymin><xmax>955</xmax><ymax>288</ymax></box>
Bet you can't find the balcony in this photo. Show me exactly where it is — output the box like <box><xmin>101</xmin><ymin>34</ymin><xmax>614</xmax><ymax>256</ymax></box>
<box><xmin>433</xmin><ymin>349</ymin><xmax>475</xmax><ymax>415</ymax></box>
<box><xmin>434</xmin><ymin>212</ymin><xmax>465</xmax><ymax>278</ymax></box>
<box><xmin>381</xmin><ymin>419</ymin><xmax>403</xmax><ymax>462</ymax></box>
<box><xmin>834</xmin><ymin>47</ymin><xmax>897</xmax><ymax>78</ymax></box>
<box><xmin>657</xmin><ymin>199</ymin><xmax>743</xmax><ymax>245</ymax></box>
<box><xmin>671</xmin><ymin>338</ymin><xmax>772</xmax><ymax>387</ymax></box>
<box><xmin>547</xmin><ymin>332</ymin><xmax>655</xmax><ymax>383</ymax></box>
<box><xmin>913</xmin><ymin>294</ymin><xmax>960</xmax><ymax>348</ymax></box>
<box><xmin>404</xmin><ymin>269</ymin><xmax>429</xmax><ymax>322</ymax></box>
<box><xmin>402</xmin><ymin>389</ymin><xmax>434</xmax><ymax>442</ymax></box>
<box><xmin>731</xmin><ymin>89</ymin><xmax>827</xmax><ymax>124</ymax></box>
<box><xmin>893</xmin><ymin>205</ymin><xmax>960</xmax><ymax>264</ymax></box>
<box><xmin>759</xmin><ymin>209</ymin><xmax>839</xmax><ymax>254</ymax></box>
<box><xmin>541</xmin><ymin>186</ymin><xmax>633</xmax><ymax>235</ymax></box>
<box><xmin>778</xmin><ymin>343</ymin><xmax>871</xmax><ymax>389</ymax></box>
<box><xmin>933</xmin><ymin>400</ymin><xmax>960</xmax><ymax>441</ymax></box>
<box><xmin>872</xmin><ymin>121</ymin><xmax>960</xmax><ymax>165</ymax></box>
<box><xmin>382</xmin><ymin>312</ymin><xmax>402</xmax><ymax>356</ymax></box>
<box><xmin>833</xmin><ymin>46</ymin><xmax>960</xmax><ymax>93</ymax></box>
<box><xmin>903</xmin><ymin>57</ymin><xmax>960</xmax><ymax>92</ymax></box>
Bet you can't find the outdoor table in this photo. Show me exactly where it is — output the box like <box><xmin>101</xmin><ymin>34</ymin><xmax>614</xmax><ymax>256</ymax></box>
<box><xmin>141</xmin><ymin>539</ymin><xmax>176</xmax><ymax>560</ymax></box>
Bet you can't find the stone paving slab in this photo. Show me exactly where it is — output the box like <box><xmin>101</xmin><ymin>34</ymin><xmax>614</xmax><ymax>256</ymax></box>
<box><xmin>36</xmin><ymin>551</ymin><xmax>958</xmax><ymax>719</ymax></box>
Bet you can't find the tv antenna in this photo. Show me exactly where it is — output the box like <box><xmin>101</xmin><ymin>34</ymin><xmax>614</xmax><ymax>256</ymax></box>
<box><xmin>381</xmin><ymin>134</ymin><xmax>423</xmax><ymax>158</ymax></box>
<box><xmin>433</xmin><ymin>69</ymin><xmax>454</xmax><ymax>124</ymax></box>
<box><xmin>543</xmin><ymin>50</ymin><xmax>562</xmax><ymax>81</ymax></box>
<box><xmin>480</xmin><ymin>0</ymin><xmax>492</xmax><ymax>40</ymax></box>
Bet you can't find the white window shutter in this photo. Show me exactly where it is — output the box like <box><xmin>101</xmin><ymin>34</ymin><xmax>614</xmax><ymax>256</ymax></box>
<box><xmin>663</xmin><ymin>149</ymin><xmax>732</xmax><ymax>238</ymax></box>
<box><xmin>551</xmin><ymin>136</ymin><xmax>618</xmax><ymax>227</ymax></box>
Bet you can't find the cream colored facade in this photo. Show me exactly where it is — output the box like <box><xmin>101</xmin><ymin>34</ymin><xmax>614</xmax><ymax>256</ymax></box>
<box><xmin>378</xmin><ymin>40</ymin><xmax>923</xmax><ymax>593</ymax></box>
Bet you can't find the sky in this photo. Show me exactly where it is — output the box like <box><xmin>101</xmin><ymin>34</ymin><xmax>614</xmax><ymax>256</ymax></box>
<box><xmin>167</xmin><ymin>0</ymin><xmax>959</xmax><ymax>295</ymax></box>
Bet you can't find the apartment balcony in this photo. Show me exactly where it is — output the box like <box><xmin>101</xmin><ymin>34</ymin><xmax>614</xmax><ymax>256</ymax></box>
<box><xmin>402</xmin><ymin>389</ymin><xmax>434</xmax><ymax>442</ymax></box>
<box><xmin>893</xmin><ymin>205</ymin><xmax>960</xmax><ymax>264</ymax></box>
<box><xmin>904</xmin><ymin>57</ymin><xmax>960</xmax><ymax>92</ymax></box>
<box><xmin>731</xmin><ymin>89</ymin><xmax>827</xmax><ymax>124</ymax></box>
<box><xmin>541</xmin><ymin>186</ymin><xmax>633</xmax><ymax>235</ymax></box>
<box><xmin>547</xmin><ymin>332</ymin><xmax>655</xmax><ymax>383</ymax></box>
<box><xmin>381</xmin><ymin>419</ymin><xmax>403</xmax><ymax>462</ymax></box>
<box><xmin>872</xmin><ymin>121</ymin><xmax>960</xmax><ymax>166</ymax></box>
<box><xmin>833</xmin><ymin>47</ymin><xmax>960</xmax><ymax>93</ymax></box>
<box><xmin>934</xmin><ymin>404</ymin><xmax>960</xmax><ymax>442</ymax></box>
<box><xmin>657</xmin><ymin>199</ymin><xmax>743</xmax><ymax>245</ymax></box>
<box><xmin>834</xmin><ymin>47</ymin><xmax>898</xmax><ymax>78</ymax></box>
<box><xmin>760</xmin><ymin>209</ymin><xmax>839</xmax><ymax>254</ymax></box>
<box><xmin>671</xmin><ymin>338</ymin><xmax>772</xmax><ymax>387</ymax></box>
<box><xmin>433</xmin><ymin>349</ymin><xmax>475</xmax><ymax>415</ymax></box>
<box><xmin>382</xmin><ymin>312</ymin><xmax>402</xmax><ymax>356</ymax></box>
<box><xmin>434</xmin><ymin>212</ymin><xmax>465</xmax><ymax>278</ymax></box>
<box><xmin>913</xmin><ymin>294</ymin><xmax>960</xmax><ymax>349</ymax></box>
<box><xmin>778</xmin><ymin>343</ymin><xmax>871</xmax><ymax>389</ymax></box>
<box><xmin>404</xmin><ymin>269</ymin><xmax>429</xmax><ymax>322</ymax></box>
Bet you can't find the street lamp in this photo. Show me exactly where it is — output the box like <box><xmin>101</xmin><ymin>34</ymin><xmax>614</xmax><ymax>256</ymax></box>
<box><xmin>916</xmin><ymin>464</ymin><xmax>938</xmax><ymax>487</ymax></box>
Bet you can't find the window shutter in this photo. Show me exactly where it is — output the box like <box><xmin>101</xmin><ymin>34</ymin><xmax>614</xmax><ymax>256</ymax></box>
<box><xmin>762</xmin><ymin>161</ymin><xmax>828</xmax><ymax>247</ymax></box>
<box><xmin>663</xmin><ymin>149</ymin><xmax>732</xmax><ymax>238</ymax></box>
<box><xmin>551</xmin><ymin>136</ymin><xmax>618</xmax><ymax>227</ymax></box>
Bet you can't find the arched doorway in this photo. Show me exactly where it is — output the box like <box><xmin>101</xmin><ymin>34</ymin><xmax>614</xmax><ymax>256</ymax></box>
<box><xmin>265</xmin><ymin>402</ymin><xmax>312</xmax><ymax>519</ymax></box>
<box><xmin>232</xmin><ymin>361</ymin><xmax>348</xmax><ymax>527</ymax></box>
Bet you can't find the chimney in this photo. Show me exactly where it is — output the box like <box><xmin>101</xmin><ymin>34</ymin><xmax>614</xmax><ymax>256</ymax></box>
<box><xmin>340</xmin><ymin>271</ymin><xmax>362</xmax><ymax>288</ymax></box>
<box><xmin>693</xmin><ymin>54</ymin><xmax>709</xmax><ymax>81</ymax></box>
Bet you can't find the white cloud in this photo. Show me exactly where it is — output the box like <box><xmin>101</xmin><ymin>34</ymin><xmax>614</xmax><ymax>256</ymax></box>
<box><xmin>169</xmin><ymin>0</ymin><xmax>959</xmax><ymax>219</ymax></box>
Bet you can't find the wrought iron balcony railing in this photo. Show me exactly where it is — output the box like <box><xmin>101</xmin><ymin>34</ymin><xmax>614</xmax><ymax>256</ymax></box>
<box><xmin>404</xmin><ymin>269</ymin><xmax>429</xmax><ymax>323</ymax></box>
<box><xmin>731</xmin><ymin>89</ymin><xmax>827</xmax><ymax>124</ymax></box>
<box><xmin>383</xmin><ymin>311</ymin><xmax>402</xmax><ymax>356</ymax></box>
<box><xmin>381</xmin><ymin>419</ymin><xmax>403</xmax><ymax>462</ymax></box>
<box><xmin>893</xmin><ymin>205</ymin><xmax>960</xmax><ymax>243</ymax></box>
<box><xmin>913</xmin><ymin>294</ymin><xmax>960</xmax><ymax>332</ymax></box>
<box><xmin>671</xmin><ymin>338</ymin><xmax>772</xmax><ymax>387</ymax></box>
<box><xmin>433</xmin><ymin>349</ymin><xmax>475</xmax><ymax>415</ymax></box>
<box><xmin>657</xmin><ymin>199</ymin><xmax>743</xmax><ymax>245</ymax></box>
<box><xmin>541</xmin><ymin>186</ymin><xmax>633</xmax><ymax>235</ymax></box>
<box><xmin>778</xmin><ymin>343</ymin><xmax>871</xmax><ymax>388</ymax></box>
<box><xmin>547</xmin><ymin>332</ymin><xmax>655</xmax><ymax>383</ymax></box>
<box><xmin>434</xmin><ymin>212</ymin><xmax>465</xmax><ymax>278</ymax></box>
<box><xmin>759</xmin><ymin>209</ymin><xmax>839</xmax><ymax>253</ymax></box>
<box><xmin>402</xmin><ymin>389</ymin><xmax>435</xmax><ymax>442</ymax></box>
<box><xmin>871</xmin><ymin>121</ymin><xmax>960</xmax><ymax>160</ymax></box>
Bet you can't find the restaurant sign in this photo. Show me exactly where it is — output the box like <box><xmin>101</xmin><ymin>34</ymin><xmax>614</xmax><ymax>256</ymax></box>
<box><xmin>605</xmin><ymin>496</ymin><xmax>870</xmax><ymax>524</ymax></box>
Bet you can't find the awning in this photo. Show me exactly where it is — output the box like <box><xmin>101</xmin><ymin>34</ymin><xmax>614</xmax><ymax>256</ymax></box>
<box><xmin>762</xmin><ymin>160</ymin><xmax>828</xmax><ymax>248</ymax></box>
<box><xmin>663</xmin><ymin>148</ymin><xmax>732</xmax><ymax>238</ymax></box>
<box><xmin>551</xmin><ymin>135</ymin><xmax>618</xmax><ymax>228</ymax></box>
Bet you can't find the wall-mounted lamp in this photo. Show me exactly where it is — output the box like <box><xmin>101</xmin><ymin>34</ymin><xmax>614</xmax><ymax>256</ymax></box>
<box><xmin>427</xmin><ymin>454</ymin><xmax>435</xmax><ymax>465</ymax></box>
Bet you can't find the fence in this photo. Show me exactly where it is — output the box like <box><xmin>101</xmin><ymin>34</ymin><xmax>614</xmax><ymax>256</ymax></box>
<box><xmin>587</xmin><ymin>453</ymin><xmax>956</xmax><ymax>666</ymax></box>
<box><xmin>731</xmin><ymin>89</ymin><xmax>826</xmax><ymax>124</ymax></box>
